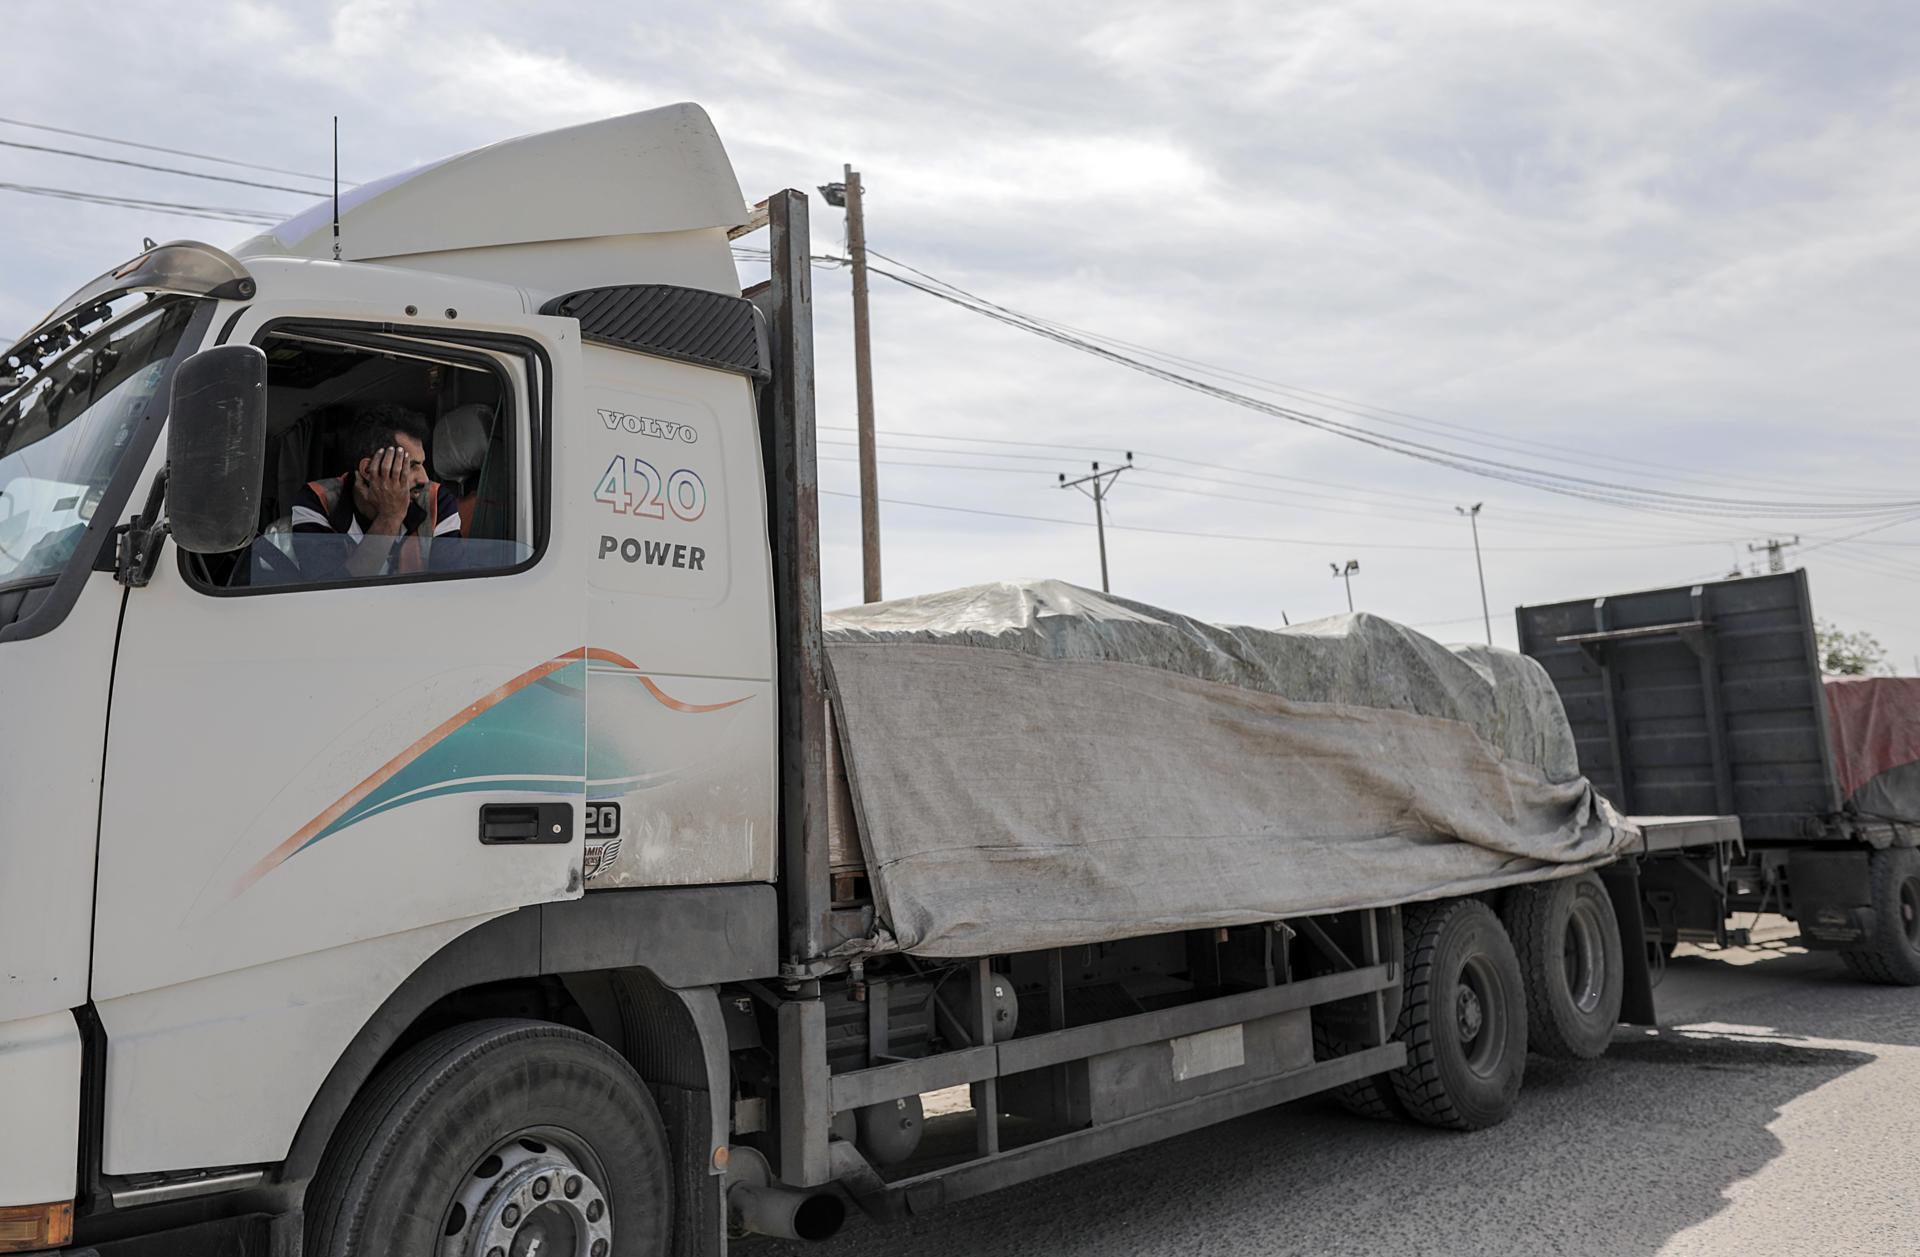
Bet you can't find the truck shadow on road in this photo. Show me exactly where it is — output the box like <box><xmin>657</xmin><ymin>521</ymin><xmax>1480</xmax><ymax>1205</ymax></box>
<box><xmin>1656</xmin><ymin>949</ymin><xmax>1920</xmax><ymax>1049</ymax></box>
<box><xmin>758</xmin><ymin>1006</ymin><xmax>1890</xmax><ymax>1256</ymax></box>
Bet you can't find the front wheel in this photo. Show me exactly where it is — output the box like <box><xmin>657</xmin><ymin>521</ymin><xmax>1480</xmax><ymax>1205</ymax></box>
<box><xmin>1390</xmin><ymin>899</ymin><xmax>1528</xmax><ymax>1130</ymax></box>
<box><xmin>306</xmin><ymin>1019</ymin><xmax>672</xmax><ymax>1257</ymax></box>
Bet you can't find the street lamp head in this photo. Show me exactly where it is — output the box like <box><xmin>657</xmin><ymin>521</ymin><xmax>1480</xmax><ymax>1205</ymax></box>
<box><xmin>1347</xmin><ymin>559</ymin><xmax>1360</xmax><ymax>574</ymax></box>
<box><xmin>1455</xmin><ymin>502</ymin><xmax>1483</xmax><ymax>517</ymax></box>
<box><xmin>817</xmin><ymin>182</ymin><xmax>848</xmax><ymax>208</ymax></box>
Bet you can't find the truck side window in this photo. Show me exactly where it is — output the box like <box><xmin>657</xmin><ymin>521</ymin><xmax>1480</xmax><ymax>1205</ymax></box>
<box><xmin>184</xmin><ymin>331</ymin><xmax>538</xmax><ymax>590</ymax></box>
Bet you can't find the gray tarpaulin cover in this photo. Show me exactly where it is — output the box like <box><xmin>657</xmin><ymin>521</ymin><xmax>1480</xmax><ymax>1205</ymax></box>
<box><xmin>822</xmin><ymin>580</ymin><xmax>1636</xmax><ymax>957</ymax></box>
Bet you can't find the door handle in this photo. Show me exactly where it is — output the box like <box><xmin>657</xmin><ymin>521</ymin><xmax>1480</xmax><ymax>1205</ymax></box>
<box><xmin>478</xmin><ymin>802</ymin><xmax>573</xmax><ymax>845</ymax></box>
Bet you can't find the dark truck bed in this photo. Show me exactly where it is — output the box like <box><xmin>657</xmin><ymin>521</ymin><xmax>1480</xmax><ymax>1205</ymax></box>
<box><xmin>1517</xmin><ymin>570</ymin><xmax>1920</xmax><ymax>961</ymax></box>
<box><xmin>1516</xmin><ymin>570</ymin><xmax>1840</xmax><ymax>840</ymax></box>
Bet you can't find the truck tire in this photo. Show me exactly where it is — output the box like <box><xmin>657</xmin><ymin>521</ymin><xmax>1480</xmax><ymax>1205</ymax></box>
<box><xmin>1839</xmin><ymin>847</ymin><xmax>1920</xmax><ymax>986</ymax></box>
<box><xmin>1389</xmin><ymin>899</ymin><xmax>1527</xmax><ymax>1130</ymax></box>
<box><xmin>307</xmin><ymin>1019</ymin><xmax>672</xmax><ymax>1257</ymax></box>
<box><xmin>1310</xmin><ymin>1018</ymin><xmax>1406</xmax><ymax>1121</ymax></box>
<box><xmin>1502</xmin><ymin>873</ymin><xmax>1624</xmax><ymax>1059</ymax></box>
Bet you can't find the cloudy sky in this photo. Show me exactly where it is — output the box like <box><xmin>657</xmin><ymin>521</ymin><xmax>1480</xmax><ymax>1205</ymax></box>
<box><xmin>5</xmin><ymin>1</ymin><xmax>1919</xmax><ymax>662</ymax></box>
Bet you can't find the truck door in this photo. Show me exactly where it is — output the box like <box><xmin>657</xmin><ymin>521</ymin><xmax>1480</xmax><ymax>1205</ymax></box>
<box><xmin>88</xmin><ymin>311</ymin><xmax>590</xmax><ymax>1173</ymax></box>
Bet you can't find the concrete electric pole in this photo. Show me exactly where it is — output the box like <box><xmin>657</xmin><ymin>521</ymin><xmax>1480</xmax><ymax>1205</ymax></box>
<box><xmin>1330</xmin><ymin>559</ymin><xmax>1360</xmax><ymax>612</ymax></box>
<box><xmin>1747</xmin><ymin>536</ymin><xmax>1800</xmax><ymax>574</ymax></box>
<box><xmin>1058</xmin><ymin>456</ymin><xmax>1133</xmax><ymax>593</ymax></box>
<box><xmin>819</xmin><ymin>166</ymin><xmax>882</xmax><ymax>602</ymax></box>
<box><xmin>1456</xmin><ymin>502</ymin><xmax>1491</xmax><ymax>645</ymax></box>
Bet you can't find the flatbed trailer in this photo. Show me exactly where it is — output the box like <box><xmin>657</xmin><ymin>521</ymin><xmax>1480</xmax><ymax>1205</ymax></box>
<box><xmin>1519</xmin><ymin>571</ymin><xmax>1920</xmax><ymax>983</ymax></box>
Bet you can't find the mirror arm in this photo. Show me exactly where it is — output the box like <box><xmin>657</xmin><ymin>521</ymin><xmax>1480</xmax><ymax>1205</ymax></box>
<box><xmin>115</xmin><ymin>467</ymin><xmax>171</xmax><ymax>589</ymax></box>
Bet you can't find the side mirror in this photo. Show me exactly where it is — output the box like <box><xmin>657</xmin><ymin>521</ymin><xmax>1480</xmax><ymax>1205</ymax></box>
<box><xmin>167</xmin><ymin>345</ymin><xmax>267</xmax><ymax>553</ymax></box>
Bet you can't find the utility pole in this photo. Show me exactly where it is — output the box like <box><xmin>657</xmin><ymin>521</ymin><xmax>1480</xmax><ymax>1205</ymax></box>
<box><xmin>1747</xmin><ymin>536</ymin><xmax>1800</xmax><ymax>574</ymax></box>
<box><xmin>819</xmin><ymin>166</ymin><xmax>882</xmax><ymax>602</ymax></box>
<box><xmin>1456</xmin><ymin>502</ymin><xmax>1491</xmax><ymax>645</ymax></box>
<box><xmin>1058</xmin><ymin>455</ymin><xmax>1133</xmax><ymax>593</ymax></box>
<box><xmin>1330</xmin><ymin>559</ymin><xmax>1360</xmax><ymax>612</ymax></box>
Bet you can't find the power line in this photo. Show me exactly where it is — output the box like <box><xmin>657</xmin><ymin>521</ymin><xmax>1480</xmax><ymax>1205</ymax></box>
<box><xmin>1108</xmin><ymin>477</ymin><xmax>1732</xmax><ymax>547</ymax></box>
<box><xmin>1806</xmin><ymin>554</ymin><xmax>1920</xmax><ymax>596</ymax></box>
<box><xmin>1408</xmin><ymin>612</ymin><xmax>1501</xmax><ymax>630</ymax></box>
<box><xmin>0</xmin><ymin>115</ymin><xmax>352</xmax><ymax>185</ymax></box>
<box><xmin>0</xmin><ymin>180</ymin><xmax>288</xmax><ymax>226</ymax></box>
<box><xmin>1814</xmin><ymin>552</ymin><xmax>1920</xmax><ymax>588</ymax></box>
<box><xmin>1802</xmin><ymin>535</ymin><xmax>1920</xmax><ymax>549</ymax></box>
<box><xmin>1798</xmin><ymin>511</ymin><xmax>1920</xmax><ymax>557</ymax></box>
<box><xmin>864</xmin><ymin>247</ymin><xmax>1920</xmax><ymax>501</ymax></box>
<box><xmin>819</xmin><ymin>452</ymin><xmax>1054</xmax><ymax>475</ymax></box>
<box><xmin>0</xmin><ymin>137</ymin><xmax>331</xmax><ymax>198</ymax></box>
<box><xmin>817</xmin><ymin>488</ymin><xmax>1746</xmax><ymax>554</ymax></box>
<box><xmin>858</xmin><ymin>254</ymin><xmax>1920</xmax><ymax>521</ymax></box>
<box><xmin>817</xmin><ymin>429</ymin><xmax>1754</xmax><ymax>548</ymax></box>
<box><xmin>827</xmin><ymin>426</ymin><xmax>1468</xmax><ymax>505</ymax></box>
<box><xmin>821</xmin><ymin>446</ymin><xmax>1749</xmax><ymax>549</ymax></box>
<box><xmin>731</xmin><ymin>246</ymin><xmax>844</xmax><ymax>269</ymax></box>
<box><xmin>819</xmin><ymin>436</ymin><xmax>1074</xmax><ymax>467</ymax></box>
<box><xmin>821</xmin><ymin>425</ymin><xmax>1612</xmax><ymax>521</ymax></box>
<box><xmin>867</xmin><ymin>260</ymin><xmax>1918</xmax><ymax>518</ymax></box>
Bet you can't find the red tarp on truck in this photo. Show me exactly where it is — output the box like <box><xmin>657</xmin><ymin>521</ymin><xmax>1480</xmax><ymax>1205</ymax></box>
<box><xmin>1825</xmin><ymin>676</ymin><xmax>1920</xmax><ymax>823</ymax></box>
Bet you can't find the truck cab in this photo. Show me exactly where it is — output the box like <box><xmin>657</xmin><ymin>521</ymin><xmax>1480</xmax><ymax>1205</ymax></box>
<box><xmin>1</xmin><ymin>104</ymin><xmax>788</xmax><ymax>1252</ymax></box>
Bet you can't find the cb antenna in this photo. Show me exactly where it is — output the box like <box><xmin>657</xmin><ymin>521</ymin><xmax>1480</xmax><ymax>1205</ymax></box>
<box><xmin>331</xmin><ymin>115</ymin><xmax>341</xmax><ymax>261</ymax></box>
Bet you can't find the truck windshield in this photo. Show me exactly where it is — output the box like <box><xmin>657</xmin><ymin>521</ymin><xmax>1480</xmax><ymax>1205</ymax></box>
<box><xmin>0</xmin><ymin>299</ymin><xmax>199</xmax><ymax>589</ymax></box>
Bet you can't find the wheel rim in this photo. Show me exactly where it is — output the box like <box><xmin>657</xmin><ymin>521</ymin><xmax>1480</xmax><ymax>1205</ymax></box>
<box><xmin>1455</xmin><ymin>954</ymin><xmax>1507</xmax><ymax>1079</ymax></box>
<box><xmin>1900</xmin><ymin>875</ymin><xmax>1920</xmax><ymax>950</ymax></box>
<box><xmin>440</xmin><ymin>1126</ymin><xmax>614</xmax><ymax>1257</ymax></box>
<box><xmin>1562</xmin><ymin>897</ymin><xmax>1608</xmax><ymax>1015</ymax></box>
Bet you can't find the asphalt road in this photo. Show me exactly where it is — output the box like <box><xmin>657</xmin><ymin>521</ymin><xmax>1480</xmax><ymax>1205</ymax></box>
<box><xmin>758</xmin><ymin>940</ymin><xmax>1920</xmax><ymax>1256</ymax></box>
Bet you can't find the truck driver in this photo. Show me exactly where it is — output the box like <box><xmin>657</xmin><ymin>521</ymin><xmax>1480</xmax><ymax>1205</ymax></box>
<box><xmin>290</xmin><ymin>403</ymin><xmax>462</xmax><ymax>580</ymax></box>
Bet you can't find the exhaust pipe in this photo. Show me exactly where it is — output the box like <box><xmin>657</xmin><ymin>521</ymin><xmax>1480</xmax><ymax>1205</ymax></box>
<box><xmin>728</xmin><ymin>1180</ymin><xmax>847</xmax><ymax>1242</ymax></box>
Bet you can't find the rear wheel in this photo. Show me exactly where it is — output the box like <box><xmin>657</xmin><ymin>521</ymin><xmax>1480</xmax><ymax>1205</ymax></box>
<box><xmin>1389</xmin><ymin>899</ymin><xmax>1527</xmax><ymax>1130</ymax></box>
<box><xmin>1503</xmin><ymin>874</ymin><xmax>1624</xmax><ymax>1059</ymax></box>
<box><xmin>1839</xmin><ymin>848</ymin><xmax>1920</xmax><ymax>986</ymax></box>
<box><xmin>306</xmin><ymin>1019</ymin><xmax>671</xmax><ymax>1257</ymax></box>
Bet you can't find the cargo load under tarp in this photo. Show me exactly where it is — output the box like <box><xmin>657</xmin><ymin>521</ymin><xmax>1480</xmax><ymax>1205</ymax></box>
<box><xmin>1825</xmin><ymin>676</ymin><xmax>1920</xmax><ymax>825</ymax></box>
<box><xmin>822</xmin><ymin>580</ymin><xmax>1636</xmax><ymax>957</ymax></box>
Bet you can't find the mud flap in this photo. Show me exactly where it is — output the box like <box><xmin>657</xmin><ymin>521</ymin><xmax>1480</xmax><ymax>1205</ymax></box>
<box><xmin>1600</xmin><ymin>861</ymin><xmax>1658</xmax><ymax>1026</ymax></box>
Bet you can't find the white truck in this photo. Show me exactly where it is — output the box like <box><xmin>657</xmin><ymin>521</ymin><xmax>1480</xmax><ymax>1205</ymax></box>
<box><xmin>5</xmin><ymin>105</ymin><xmax>1889</xmax><ymax>1257</ymax></box>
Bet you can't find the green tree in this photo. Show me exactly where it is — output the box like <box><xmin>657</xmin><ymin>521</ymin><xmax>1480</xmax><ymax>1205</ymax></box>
<box><xmin>1816</xmin><ymin>620</ymin><xmax>1887</xmax><ymax>676</ymax></box>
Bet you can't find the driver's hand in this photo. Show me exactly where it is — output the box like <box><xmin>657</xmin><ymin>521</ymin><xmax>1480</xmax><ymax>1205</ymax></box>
<box><xmin>359</xmin><ymin>446</ymin><xmax>414</xmax><ymax>528</ymax></box>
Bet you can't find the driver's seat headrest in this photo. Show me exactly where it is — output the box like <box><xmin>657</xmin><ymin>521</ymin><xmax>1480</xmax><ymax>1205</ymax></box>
<box><xmin>431</xmin><ymin>404</ymin><xmax>494</xmax><ymax>482</ymax></box>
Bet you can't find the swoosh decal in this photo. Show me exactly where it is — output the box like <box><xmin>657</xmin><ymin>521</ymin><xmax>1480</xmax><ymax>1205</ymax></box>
<box><xmin>636</xmin><ymin>675</ymin><xmax>753</xmax><ymax>713</ymax></box>
<box><xmin>233</xmin><ymin>647</ymin><xmax>756</xmax><ymax>894</ymax></box>
<box><xmin>235</xmin><ymin>649</ymin><xmax>592</xmax><ymax>894</ymax></box>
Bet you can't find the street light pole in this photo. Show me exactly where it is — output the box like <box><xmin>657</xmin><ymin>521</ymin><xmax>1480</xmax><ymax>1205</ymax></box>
<box><xmin>1059</xmin><ymin>456</ymin><xmax>1133</xmax><ymax>593</ymax></box>
<box><xmin>1457</xmin><ymin>502</ymin><xmax>1490</xmax><ymax>645</ymax></box>
<box><xmin>1329</xmin><ymin>559</ymin><xmax>1360</xmax><ymax>612</ymax></box>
